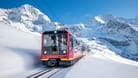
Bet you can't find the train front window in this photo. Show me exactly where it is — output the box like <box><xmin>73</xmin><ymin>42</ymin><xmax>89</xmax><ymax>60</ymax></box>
<box><xmin>58</xmin><ymin>34</ymin><xmax>67</xmax><ymax>55</ymax></box>
<box><xmin>43</xmin><ymin>33</ymin><xmax>67</xmax><ymax>55</ymax></box>
<box><xmin>44</xmin><ymin>35</ymin><xmax>54</xmax><ymax>47</ymax></box>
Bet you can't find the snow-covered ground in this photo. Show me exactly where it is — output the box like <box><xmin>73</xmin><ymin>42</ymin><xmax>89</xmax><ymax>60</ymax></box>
<box><xmin>0</xmin><ymin>23</ymin><xmax>41</xmax><ymax>78</ymax></box>
<box><xmin>64</xmin><ymin>54</ymin><xmax>138</xmax><ymax>78</ymax></box>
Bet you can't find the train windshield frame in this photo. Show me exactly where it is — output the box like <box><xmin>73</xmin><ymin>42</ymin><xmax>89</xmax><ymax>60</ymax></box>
<box><xmin>43</xmin><ymin>31</ymin><xmax>67</xmax><ymax>55</ymax></box>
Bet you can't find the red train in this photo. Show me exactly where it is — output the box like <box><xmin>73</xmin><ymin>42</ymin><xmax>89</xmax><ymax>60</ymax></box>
<box><xmin>40</xmin><ymin>29</ymin><xmax>85</xmax><ymax>66</ymax></box>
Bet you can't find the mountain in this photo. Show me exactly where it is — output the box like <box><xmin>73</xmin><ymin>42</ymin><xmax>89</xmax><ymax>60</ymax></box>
<box><xmin>0</xmin><ymin>4</ymin><xmax>56</xmax><ymax>33</ymax></box>
<box><xmin>69</xmin><ymin>14</ymin><xmax>138</xmax><ymax>61</ymax></box>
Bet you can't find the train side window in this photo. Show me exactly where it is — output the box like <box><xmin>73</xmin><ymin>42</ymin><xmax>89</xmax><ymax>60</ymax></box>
<box><xmin>70</xmin><ymin>35</ymin><xmax>73</xmax><ymax>51</ymax></box>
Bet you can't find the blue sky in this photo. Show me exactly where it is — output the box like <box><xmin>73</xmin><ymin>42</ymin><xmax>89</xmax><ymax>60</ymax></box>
<box><xmin>0</xmin><ymin>0</ymin><xmax>138</xmax><ymax>24</ymax></box>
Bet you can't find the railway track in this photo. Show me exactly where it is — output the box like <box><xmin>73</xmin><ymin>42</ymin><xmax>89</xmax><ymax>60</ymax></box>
<box><xmin>27</xmin><ymin>67</ymin><xmax>62</xmax><ymax>78</ymax></box>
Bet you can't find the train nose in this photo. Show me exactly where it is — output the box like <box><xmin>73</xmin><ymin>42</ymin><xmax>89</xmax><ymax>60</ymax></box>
<box><xmin>47</xmin><ymin>59</ymin><xmax>57</xmax><ymax>67</ymax></box>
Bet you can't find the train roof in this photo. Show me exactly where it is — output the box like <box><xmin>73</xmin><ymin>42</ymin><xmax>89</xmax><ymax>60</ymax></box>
<box><xmin>43</xmin><ymin>29</ymin><xmax>69</xmax><ymax>34</ymax></box>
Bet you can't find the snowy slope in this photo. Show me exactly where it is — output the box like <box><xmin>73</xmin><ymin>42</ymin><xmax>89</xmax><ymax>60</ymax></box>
<box><xmin>66</xmin><ymin>14</ymin><xmax>138</xmax><ymax>61</ymax></box>
<box><xmin>0</xmin><ymin>4</ymin><xmax>56</xmax><ymax>33</ymax></box>
<box><xmin>64</xmin><ymin>54</ymin><xmax>138</xmax><ymax>78</ymax></box>
<box><xmin>0</xmin><ymin>23</ymin><xmax>41</xmax><ymax>78</ymax></box>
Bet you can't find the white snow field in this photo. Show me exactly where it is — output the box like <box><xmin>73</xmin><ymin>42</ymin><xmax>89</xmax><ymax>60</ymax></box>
<box><xmin>64</xmin><ymin>54</ymin><xmax>138</xmax><ymax>78</ymax></box>
<box><xmin>0</xmin><ymin>23</ymin><xmax>41</xmax><ymax>78</ymax></box>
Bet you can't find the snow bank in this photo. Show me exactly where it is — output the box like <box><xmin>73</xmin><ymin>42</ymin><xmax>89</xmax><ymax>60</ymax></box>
<box><xmin>0</xmin><ymin>23</ymin><xmax>41</xmax><ymax>78</ymax></box>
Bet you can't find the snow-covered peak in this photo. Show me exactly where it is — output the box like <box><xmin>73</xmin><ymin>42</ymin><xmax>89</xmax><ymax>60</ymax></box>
<box><xmin>79</xmin><ymin>23</ymin><xmax>85</xmax><ymax>29</ymax></box>
<box><xmin>94</xmin><ymin>14</ymin><xmax>117</xmax><ymax>24</ymax></box>
<box><xmin>95</xmin><ymin>16</ymin><xmax>105</xmax><ymax>24</ymax></box>
<box><xmin>21</xmin><ymin>4</ymin><xmax>34</xmax><ymax>9</ymax></box>
<box><xmin>65</xmin><ymin>23</ymin><xmax>85</xmax><ymax>30</ymax></box>
<box><xmin>19</xmin><ymin>4</ymin><xmax>51</xmax><ymax>22</ymax></box>
<box><xmin>0</xmin><ymin>4</ymin><xmax>53</xmax><ymax>33</ymax></box>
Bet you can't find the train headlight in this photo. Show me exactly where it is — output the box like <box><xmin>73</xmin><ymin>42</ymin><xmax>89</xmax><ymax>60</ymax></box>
<box><xmin>44</xmin><ymin>51</ymin><xmax>47</xmax><ymax>54</ymax></box>
<box><xmin>63</xmin><ymin>50</ymin><xmax>66</xmax><ymax>54</ymax></box>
